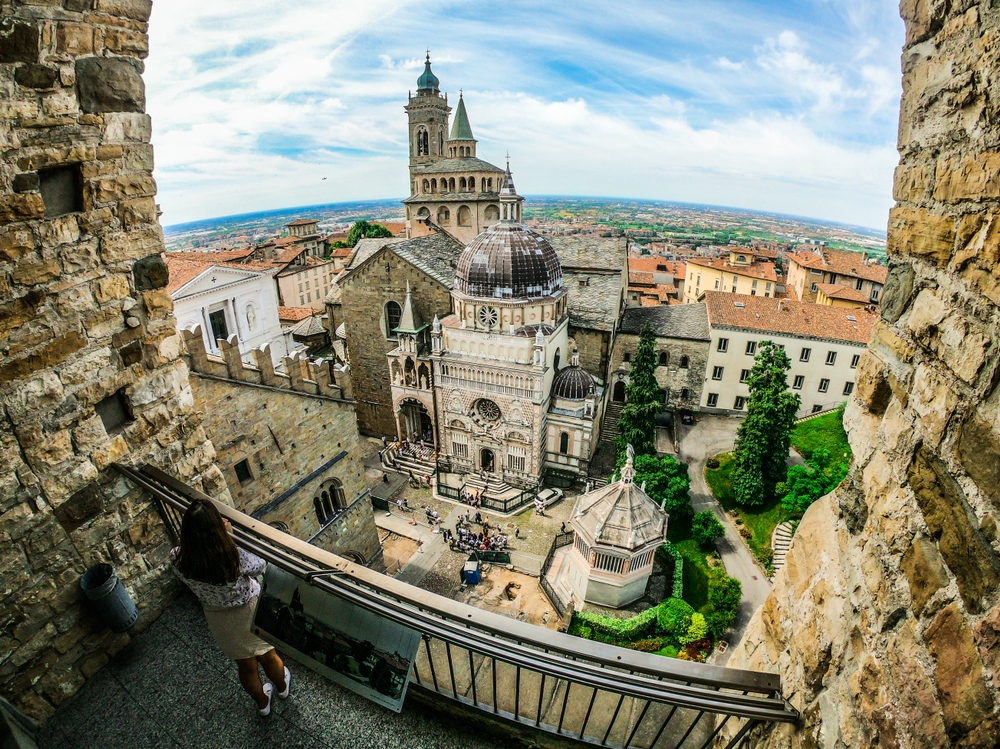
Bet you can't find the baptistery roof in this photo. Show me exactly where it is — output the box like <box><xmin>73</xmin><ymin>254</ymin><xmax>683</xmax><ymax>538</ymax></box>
<box><xmin>551</xmin><ymin>365</ymin><xmax>596</xmax><ymax>400</ymax></box>
<box><xmin>454</xmin><ymin>223</ymin><xmax>563</xmax><ymax>300</ymax></box>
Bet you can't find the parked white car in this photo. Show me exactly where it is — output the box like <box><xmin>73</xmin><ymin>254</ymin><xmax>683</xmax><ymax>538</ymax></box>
<box><xmin>535</xmin><ymin>487</ymin><xmax>564</xmax><ymax>508</ymax></box>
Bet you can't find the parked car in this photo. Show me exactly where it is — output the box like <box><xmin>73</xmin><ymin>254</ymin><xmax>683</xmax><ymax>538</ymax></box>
<box><xmin>535</xmin><ymin>487</ymin><xmax>564</xmax><ymax>508</ymax></box>
<box><xmin>680</xmin><ymin>410</ymin><xmax>695</xmax><ymax>425</ymax></box>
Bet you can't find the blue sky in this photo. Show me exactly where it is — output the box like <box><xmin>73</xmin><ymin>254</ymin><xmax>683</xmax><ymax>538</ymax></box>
<box><xmin>146</xmin><ymin>0</ymin><xmax>904</xmax><ymax>230</ymax></box>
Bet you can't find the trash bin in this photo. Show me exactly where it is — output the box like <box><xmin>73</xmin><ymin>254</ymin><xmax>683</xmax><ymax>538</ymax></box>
<box><xmin>80</xmin><ymin>563</ymin><xmax>138</xmax><ymax>633</ymax></box>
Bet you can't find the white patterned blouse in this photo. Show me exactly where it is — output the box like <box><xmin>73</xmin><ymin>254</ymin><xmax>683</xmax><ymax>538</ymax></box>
<box><xmin>169</xmin><ymin>547</ymin><xmax>265</xmax><ymax>609</ymax></box>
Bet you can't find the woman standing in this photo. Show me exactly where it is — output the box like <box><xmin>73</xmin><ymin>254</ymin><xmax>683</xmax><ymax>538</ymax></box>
<box><xmin>170</xmin><ymin>499</ymin><xmax>291</xmax><ymax>715</ymax></box>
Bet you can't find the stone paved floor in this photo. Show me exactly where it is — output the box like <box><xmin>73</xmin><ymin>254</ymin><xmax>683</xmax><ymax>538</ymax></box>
<box><xmin>35</xmin><ymin>593</ymin><xmax>528</xmax><ymax>749</ymax></box>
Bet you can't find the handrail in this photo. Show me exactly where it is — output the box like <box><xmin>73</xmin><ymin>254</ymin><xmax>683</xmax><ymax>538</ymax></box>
<box><xmin>116</xmin><ymin>462</ymin><xmax>798</xmax><ymax>740</ymax></box>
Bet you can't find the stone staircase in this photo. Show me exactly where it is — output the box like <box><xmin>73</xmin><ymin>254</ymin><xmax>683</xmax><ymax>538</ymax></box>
<box><xmin>462</xmin><ymin>473</ymin><xmax>521</xmax><ymax>504</ymax></box>
<box><xmin>389</xmin><ymin>445</ymin><xmax>436</xmax><ymax>479</ymax></box>
<box><xmin>543</xmin><ymin>546</ymin><xmax>575</xmax><ymax>612</ymax></box>
<box><xmin>771</xmin><ymin>521</ymin><xmax>794</xmax><ymax>574</ymax></box>
<box><xmin>589</xmin><ymin>400</ymin><xmax>624</xmax><ymax>480</ymax></box>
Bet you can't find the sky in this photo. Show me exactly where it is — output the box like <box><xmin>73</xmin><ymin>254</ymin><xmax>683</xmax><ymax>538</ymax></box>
<box><xmin>146</xmin><ymin>0</ymin><xmax>905</xmax><ymax>231</ymax></box>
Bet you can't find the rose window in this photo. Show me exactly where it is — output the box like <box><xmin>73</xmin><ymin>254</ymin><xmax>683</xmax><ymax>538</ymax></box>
<box><xmin>478</xmin><ymin>306</ymin><xmax>499</xmax><ymax>328</ymax></box>
<box><xmin>474</xmin><ymin>399</ymin><xmax>501</xmax><ymax>424</ymax></box>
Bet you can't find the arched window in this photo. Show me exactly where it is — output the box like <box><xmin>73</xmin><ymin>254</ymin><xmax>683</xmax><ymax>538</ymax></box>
<box><xmin>385</xmin><ymin>301</ymin><xmax>402</xmax><ymax>338</ymax></box>
<box><xmin>680</xmin><ymin>355</ymin><xmax>689</xmax><ymax>369</ymax></box>
<box><xmin>485</xmin><ymin>204</ymin><xmax>499</xmax><ymax>222</ymax></box>
<box><xmin>422</xmin><ymin>179</ymin><xmax>429</xmax><ymax>192</ymax></box>
<box><xmin>469</xmin><ymin>177</ymin><xmax>475</xmax><ymax>190</ymax></box>
<box><xmin>439</xmin><ymin>130</ymin><xmax>444</xmax><ymax>154</ymax></box>
<box><xmin>314</xmin><ymin>497</ymin><xmax>326</xmax><ymax>523</ymax></box>
<box><xmin>553</xmin><ymin>348</ymin><xmax>561</xmax><ymax>371</ymax></box>
<box><xmin>658</xmin><ymin>351</ymin><xmax>668</xmax><ymax>366</ymax></box>
<box><xmin>417</xmin><ymin>207</ymin><xmax>430</xmax><ymax>220</ymax></box>
<box><xmin>327</xmin><ymin>478</ymin><xmax>346</xmax><ymax>508</ymax></box>
<box><xmin>449</xmin><ymin>178</ymin><xmax>456</xmax><ymax>191</ymax></box>
<box><xmin>559</xmin><ymin>432</ymin><xmax>569</xmax><ymax>454</ymax></box>
<box><xmin>459</xmin><ymin>177</ymin><xmax>467</xmax><ymax>190</ymax></box>
<box><xmin>487</xmin><ymin>178</ymin><xmax>493</xmax><ymax>190</ymax></box>
<box><xmin>431</xmin><ymin>178</ymin><xmax>437</xmax><ymax>192</ymax></box>
<box><xmin>321</xmin><ymin>491</ymin><xmax>333</xmax><ymax>519</ymax></box>
<box><xmin>437</xmin><ymin>207</ymin><xmax>450</xmax><ymax>224</ymax></box>
<box><xmin>681</xmin><ymin>388</ymin><xmax>690</xmax><ymax>400</ymax></box>
<box><xmin>458</xmin><ymin>205</ymin><xmax>471</xmax><ymax>226</ymax></box>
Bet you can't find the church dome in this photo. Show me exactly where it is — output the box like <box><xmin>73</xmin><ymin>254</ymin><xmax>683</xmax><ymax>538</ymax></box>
<box><xmin>552</xmin><ymin>365</ymin><xmax>596</xmax><ymax>400</ymax></box>
<box><xmin>455</xmin><ymin>223</ymin><xmax>563</xmax><ymax>299</ymax></box>
<box><xmin>417</xmin><ymin>57</ymin><xmax>439</xmax><ymax>92</ymax></box>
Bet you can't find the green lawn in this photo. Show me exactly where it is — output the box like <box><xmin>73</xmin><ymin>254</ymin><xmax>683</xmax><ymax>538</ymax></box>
<box><xmin>705</xmin><ymin>453</ymin><xmax>789</xmax><ymax>568</ymax></box>
<box><xmin>667</xmin><ymin>514</ymin><xmax>716</xmax><ymax>610</ymax></box>
<box><xmin>791</xmin><ymin>407</ymin><xmax>852</xmax><ymax>464</ymax></box>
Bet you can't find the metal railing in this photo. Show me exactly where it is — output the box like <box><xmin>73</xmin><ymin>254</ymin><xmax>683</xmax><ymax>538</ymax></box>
<box><xmin>116</xmin><ymin>463</ymin><xmax>798</xmax><ymax>749</ymax></box>
<box><xmin>539</xmin><ymin>531</ymin><xmax>576</xmax><ymax>618</ymax></box>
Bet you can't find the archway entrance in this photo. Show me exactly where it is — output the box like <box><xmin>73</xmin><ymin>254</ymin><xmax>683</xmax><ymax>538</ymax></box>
<box><xmin>480</xmin><ymin>448</ymin><xmax>495</xmax><ymax>473</ymax></box>
<box><xmin>397</xmin><ymin>399</ymin><xmax>434</xmax><ymax>445</ymax></box>
<box><xmin>613</xmin><ymin>381</ymin><xmax>627</xmax><ymax>402</ymax></box>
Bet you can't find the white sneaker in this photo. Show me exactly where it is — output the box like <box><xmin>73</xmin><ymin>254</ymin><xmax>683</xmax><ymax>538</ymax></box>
<box><xmin>278</xmin><ymin>666</ymin><xmax>291</xmax><ymax>699</ymax></box>
<box><xmin>258</xmin><ymin>682</ymin><xmax>274</xmax><ymax>716</ymax></box>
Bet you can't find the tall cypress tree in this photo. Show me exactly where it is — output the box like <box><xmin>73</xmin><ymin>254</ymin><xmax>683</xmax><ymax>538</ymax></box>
<box><xmin>732</xmin><ymin>340</ymin><xmax>800</xmax><ymax>506</ymax></box>
<box><xmin>615</xmin><ymin>323</ymin><xmax>661</xmax><ymax>458</ymax></box>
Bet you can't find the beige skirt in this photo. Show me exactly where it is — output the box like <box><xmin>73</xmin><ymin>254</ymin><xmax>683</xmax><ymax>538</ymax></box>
<box><xmin>203</xmin><ymin>595</ymin><xmax>274</xmax><ymax>660</ymax></box>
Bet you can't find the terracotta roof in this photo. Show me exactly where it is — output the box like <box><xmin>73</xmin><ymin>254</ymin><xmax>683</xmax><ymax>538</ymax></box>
<box><xmin>628</xmin><ymin>270</ymin><xmax>656</xmax><ymax>287</ymax></box>
<box><xmin>640</xmin><ymin>297</ymin><xmax>660</xmax><ymax>307</ymax></box>
<box><xmin>703</xmin><ymin>291</ymin><xmax>875</xmax><ymax>344</ymax></box>
<box><xmin>286</xmin><ymin>219</ymin><xmax>318</xmax><ymax>227</ymax></box>
<box><xmin>277</xmin><ymin>306</ymin><xmax>314</xmax><ymax>322</ymax></box>
<box><xmin>329</xmin><ymin>246</ymin><xmax>353</xmax><ymax>258</ymax></box>
<box><xmin>628</xmin><ymin>257</ymin><xmax>687</xmax><ymax>277</ymax></box>
<box><xmin>166</xmin><ymin>248</ymin><xmax>254</xmax><ymax>262</ymax></box>
<box><xmin>815</xmin><ymin>283</ymin><xmax>870</xmax><ymax>303</ymax></box>
<box><xmin>687</xmin><ymin>256</ymin><xmax>778</xmax><ymax>283</ymax></box>
<box><xmin>380</xmin><ymin>222</ymin><xmax>407</xmax><ymax>236</ymax></box>
<box><xmin>787</xmin><ymin>249</ymin><xmax>888</xmax><ymax>284</ymax></box>
<box><xmin>165</xmin><ymin>258</ymin><xmax>211</xmax><ymax>294</ymax></box>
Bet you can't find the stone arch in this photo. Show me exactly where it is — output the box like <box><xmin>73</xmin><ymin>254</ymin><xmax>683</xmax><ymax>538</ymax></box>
<box><xmin>658</xmin><ymin>351</ymin><xmax>668</xmax><ymax>366</ymax></box>
<box><xmin>469</xmin><ymin>176</ymin><xmax>475</xmax><ymax>190</ymax></box>
<box><xmin>431</xmin><ymin>178</ymin><xmax>438</xmax><ymax>192</ymax></box>
<box><xmin>417</xmin><ymin>206</ymin><xmax>430</xmax><ymax>220</ymax></box>
<box><xmin>418</xmin><ymin>362</ymin><xmax>430</xmax><ymax>388</ymax></box>
<box><xmin>390</xmin><ymin>359</ymin><xmax>402</xmax><ymax>384</ymax></box>
<box><xmin>458</xmin><ymin>205</ymin><xmax>472</xmax><ymax>226</ymax></box>
<box><xmin>322</xmin><ymin>478</ymin><xmax>346</xmax><ymax>508</ymax></box>
<box><xmin>404</xmin><ymin>357</ymin><xmax>416</xmax><ymax>385</ymax></box>
<box><xmin>680</xmin><ymin>355</ymin><xmax>689</xmax><ymax>369</ymax></box>
<box><xmin>459</xmin><ymin>177</ymin><xmax>467</xmax><ymax>190</ymax></box>
<box><xmin>437</xmin><ymin>206</ymin><xmax>450</xmax><ymax>224</ymax></box>
<box><xmin>341</xmin><ymin>551</ymin><xmax>366</xmax><ymax>565</ymax></box>
<box><xmin>384</xmin><ymin>300</ymin><xmax>402</xmax><ymax>338</ymax></box>
<box><xmin>613</xmin><ymin>380</ymin><xmax>627</xmax><ymax>402</ymax></box>
<box><xmin>449</xmin><ymin>177</ymin><xmax>455</xmax><ymax>191</ymax></box>
<box><xmin>422</xmin><ymin>178</ymin><xmax>430</xmax><ymax>192</ymax></box>
<box><xmin>559</xmin><ymin>431</ymin><xmax>570</xmax><ymax>454</ymax></box>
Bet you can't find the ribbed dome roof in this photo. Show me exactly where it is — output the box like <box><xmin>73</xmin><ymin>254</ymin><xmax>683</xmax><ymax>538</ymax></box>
<box><xmin>417</xmin><ymin>58</ymin><xmax>439</xmax><ymax>92</ymax></box>
<box><xmin>552</xmin><ymin>366</ymin><xmax>596</xmax><ymax>400</ymax></box>
<box><xmin>455</xmin><ymin>223</ymin><xmax>563</xmax><ymax>299</ymax></box>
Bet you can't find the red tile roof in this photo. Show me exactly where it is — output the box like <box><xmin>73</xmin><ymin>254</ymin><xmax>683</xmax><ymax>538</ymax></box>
<box><xmin>704</xmin><ymin>291</ymin><xmax>875</xmax><ymax>344</ymax></box>
<box><xmin>687</xmin><ymin>256</ymin><xmax>778</xmax><ymax>283</ymax></box>
<box><xmin>815</xmin><ymin>283</ymin><xmax>871</xmax><ymax>303</ymax></box>
<box><xmin>165</xmin><ymin>258</ymin><xmax>211</xmax><ymax>294</ymax></box>
<box><xmin>286</xmin><ymin>219</ymin><xmax>318</xmax><ymax>227</ymax></box>
<box><xmin>788</xmin><ymin>249</ymin><xmax>888</xmax><ymax>284</ymax></box>
<box><xmin>166</xmin><ymin>248</ymin><xmax>254</xmax><ymax>262</ymax></box>
<box><xmin>628</xmin><ymin>257</ymin><xmax>687</xmax><ymax>277</ymax></box>
<box><xmin>277</xmin><ymin>306</ymin><xmax>315</xmax><ymax>322</ymax></box>
<box><xmin>628</xmin><ymin>270</ymin><xmax>656</xmax><ymax>287</ymax></box>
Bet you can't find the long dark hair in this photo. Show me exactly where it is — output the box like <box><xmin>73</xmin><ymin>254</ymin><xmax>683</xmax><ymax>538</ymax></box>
<box><xmin>175</xmin><ymin>499</ymin><xmax>240</xmax><ymax>585</ymax></box>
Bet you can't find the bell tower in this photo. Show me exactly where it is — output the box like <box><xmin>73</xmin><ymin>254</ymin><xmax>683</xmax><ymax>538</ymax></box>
<box><xmin>405</xmin><ymin>53</ymin><xmax>451</xmax><ymax>171</ymax></box>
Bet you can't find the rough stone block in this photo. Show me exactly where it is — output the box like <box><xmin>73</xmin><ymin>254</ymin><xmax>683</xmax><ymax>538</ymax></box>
<box><xmin>934</xmin><ymin>151</ymin><xmax>1000</xmax><ymax>203</ymax></box>
<box><xmin>75</xmin><ymin>57</ymin><xmax>145</xmax><ymax>114</ymax></box>
<box><xmin>854</xmin><ymin>353</ymin><xmax>893</xmax><ymax>416</ymax></box>
<box><xmin>925</xmin><ymin>602</ymin><xmax>995</xmax><ymax>740</ymax></box>
<box><xmin>96</xmin><ymin>0</ymin><xmax>153</xmax><ymax>22</ymax></box>
<box><xmin>887</xmin><ymin>206</ymin><xmax>955</xmax><ymax>267</ymax></box>
<box><xmin>0</xmin><ymin>330</ymin><xmax>86</xmax><ymax>383</ymax></box>
<box><xmin>132</xmin><ymin>254</ymin><xmax>167</xmax><ymax>290</ymax></box>
<box><xmin>52</xmin><ymin>484</ymin><xmax>104</xmax><ymax>534</ymax></box>
<box><xmin>908</xmin><ymin>446</ymin><xmax>1000</xmax><ymax>615</ymax></box>
<box><xmin>900</xmin><ymin>536</ymin><xmax>949</xmax><ymax>617</ymax></box>
<box><xmin>56</xmin><ymin>22</ymin><xmax>93</xmax><ymax>55</ymax></box>
<box><xmin>119</xmin><ymin>197</ymin><xmax>156</xmax><ymax>228</ymax></box>
<box><xmin>957</xmin><ymin>410</ymin><xmax>1000</xmax><ymax>511</ymax></box>
<box><xmin>12</xmin><ymin>259</ymin><xmax>61</xmax><ymax>287</ymax></box>
<box><xmin>0</xmin><ymin>193</ymin><xmax>46</xmax><ymax>225</ymax></box>
<box><xmin>879</xmin><ymin>263</ymin><xmax>916</xmax><ymax>324</ymax></box>
<box><xmin>0</xmin><ymin>229</ymin><xmax>34</xmax><ymax>262</ymax></box>
<box><xmin>12</xmin><ymin>172</ymin><xmax>40</xmax><ymax>193</ymax></box>
<box><xmin>0</xmin><ymin>20</ymin><xmax>40</xmax><ymax>63</ymax></box>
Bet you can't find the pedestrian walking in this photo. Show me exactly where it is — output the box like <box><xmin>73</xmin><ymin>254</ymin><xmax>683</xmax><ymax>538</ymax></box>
<box><xmin>515</xmin><ymin>526</ymin><xmax>520</xmax><ymax>539</ymax></box>
<box><xmin>170</xmin><ymin>500</ymin><xmax>290</xmax><ymax>716</ymax></box>
<box><xmin>560</xmin><ymin>522</ymin><xmax>566</xmax><ymax>533</ymax></box>
<box><xmin>381</xmin><ymin>435</ymin><xmax>387</xmax><ymax>448</ymax></box>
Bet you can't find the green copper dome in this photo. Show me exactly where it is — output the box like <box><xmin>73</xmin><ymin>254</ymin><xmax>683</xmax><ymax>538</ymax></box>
<box><xmin>417</xmin><ymin>56</ymin><xmax>439</xmax><ymax>92</ymax></box>
<box><xmin>448</xmin><ymin>93</ymin><xmax>475</xmax><ymax>141</ymax></box>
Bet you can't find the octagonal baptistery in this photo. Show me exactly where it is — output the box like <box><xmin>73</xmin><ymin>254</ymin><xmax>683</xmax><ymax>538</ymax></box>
<box><xmin>564</xmin><ymin>451</ymin><xmax>668</xmax><ymax>608</ymax></box>
<box><xmin>455</xmin><ymin>222</ymin><xmax>563</xmax><ymax>300</ymax></box>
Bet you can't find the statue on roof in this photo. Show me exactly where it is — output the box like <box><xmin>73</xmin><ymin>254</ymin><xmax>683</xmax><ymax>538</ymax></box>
<box><xmin>620</xmin><ymin>444</ymin><xmax>636</xmax><ymax>485</ymax></box>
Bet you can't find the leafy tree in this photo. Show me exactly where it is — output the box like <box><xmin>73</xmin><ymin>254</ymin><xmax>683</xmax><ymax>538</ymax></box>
<box><xmin>731</xmin><ymin>341</ymin><xmax>800</xmax><ymax>506</ymax></box>
<box><xmin>680</xmin><ymin>613</ymin><xmax>708</xmax><ymax>645</ymax></box>
<box><xmin>656</xmin><ymin>598</ymin><xmax>694</xmax><ymax>640</ymax></box>
<box><xmin>780</xmin><ymin>448</ymin><xmax>849</xmax><ymax>514</ymax></box>
<box><xmin>691</xmin><ymin>511</ymin><xmax>725</xmax><ymax>546</ymax></box>
<box><xmin>615</xmin><ymin>323</ymin><xmax>661</xmax><ymax>458</ymax></box>
<box><xmin>346</xmin><ymin>220</ymin><xmax>393</xmax><ymax>247</ymax></box>
<box><xmin>616</xmin><ymin>453</ymin><xmax>692</xmax><ymax>517</ymax></box>
<box><xmin>704</xmin><ymin>576</ymin><xmax>742</xmax><ymax>639</ymax></box>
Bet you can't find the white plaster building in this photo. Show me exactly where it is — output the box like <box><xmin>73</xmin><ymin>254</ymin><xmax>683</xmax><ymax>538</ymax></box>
<box><xmin>700</xmin><ymin>291</ymin><xmax>876</xmax><ymax>417</ymax></box>
<box><xmin>167</xmin><ymin>257</ymin><xmax>297</xmax><ymax>368</ymax></box>
<box><xmin>563</xmin><ymin>448</ymin><xmax>668</xmax><ymax>608</ymax></box>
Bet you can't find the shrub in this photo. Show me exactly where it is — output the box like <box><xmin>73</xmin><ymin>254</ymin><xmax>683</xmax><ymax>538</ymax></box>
<box><xmin>657</xmin><ymin>541</ymin><xmax>684</xmax><ymax>599</ymax></box>
<box><xmin>705</xmin><ymin>576</ymin><xmax>742</xmax><ymax>639</ymax></box>
<box><xmin>657</xmin><ymin>598</ymin><xmax>694</xmax><ymax>640</ymax></box>
<box><xmin>706</xmin><ymin>457</ymin><xmax>720</xmax><ymax>469</ymax></box>
<box><xmin>691</xmin><ymin>511</ymin><xmax>725</xmax><ymax>546</ymax></box>
<box><xmin>630</xmin><ymin>638</ymin><xmax>669</xmax><ymax>652</ymax></box>
<box><xmin>680</xmin><ymin>613</ymin><xmax>707</xmax><ymax>645</ymax></box>
<box><xmin>574</xmin><ymin>606</ymin><xmax>659</xmax><ymax>642</ymax></box>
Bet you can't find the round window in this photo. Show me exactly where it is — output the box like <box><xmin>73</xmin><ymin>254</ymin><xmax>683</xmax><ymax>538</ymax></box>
<box><xmin>475</xmin><ymin>399</ymin><xmax>501</xmax><ymax>424</ymax></box>
<box><xmin>478</xmin><ymin>306</ymin><xmax>498</xmax><ymax>327</ymax></box>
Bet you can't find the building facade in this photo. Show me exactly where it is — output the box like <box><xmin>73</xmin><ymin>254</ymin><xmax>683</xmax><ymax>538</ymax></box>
<box><xmin>700</xmin><ymin>292</ymin><xmax>874</xmax><ymax>417</ymax></box>
<box><xmin>785</xmin><ymin>247</ymin><xmax>887</xmax><ymax>304</ymax></box>
<box><xmin>683</xmin><ymin>248</ymin><xmax>778</xmax><ymax>303</ymax></box>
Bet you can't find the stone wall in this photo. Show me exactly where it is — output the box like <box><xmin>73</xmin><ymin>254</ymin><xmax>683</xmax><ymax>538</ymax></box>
<box><xmin>182</xmin><ymin>332</ymin><xmax>372</xmax><ymax>558</ymax></box>
<box><xmin>727</xmin><ymin>3</ymin><xmax>1000</xmax><ymax>747</ymax></box>
<box><xmin>309</xmin><ymin>491</ymin><xmax>384</xmax><ymax>571</ymax></box>
<box><xmin>569</xmin><ymin>326</ymin><xmax>611</xmax><ymax>385</ymax></box>
<box><xmin>0</xmin><ymin>1</ymin><xmax>226</xmax><ymax>720</ymax></box>
<box><xmin>608</xmin><ymin>332</ymin><xmax>709</xmax><ymax>412</ymax></box>
<box><xmin>339</xmin><ymin>250</ymin><xmax>452</xmax><ymax>437</ymax></box>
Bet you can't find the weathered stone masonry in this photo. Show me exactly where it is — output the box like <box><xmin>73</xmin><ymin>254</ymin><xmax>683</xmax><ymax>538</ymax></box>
<box><xmin>728</xmin><ymin>3</ymin><xmax>1000</xmax><ymax>748</ymax></box>
<box><xmin>0</xmin><ymin>0</ymin><xmax>227</xmax><ymax>721</ymax></box>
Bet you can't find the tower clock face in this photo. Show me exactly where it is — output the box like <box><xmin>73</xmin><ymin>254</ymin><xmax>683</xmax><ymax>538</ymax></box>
<box><xmin>478</xmin><ymin>306</ymin><xmax>499</xmax><ymax>328</ymax></box>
